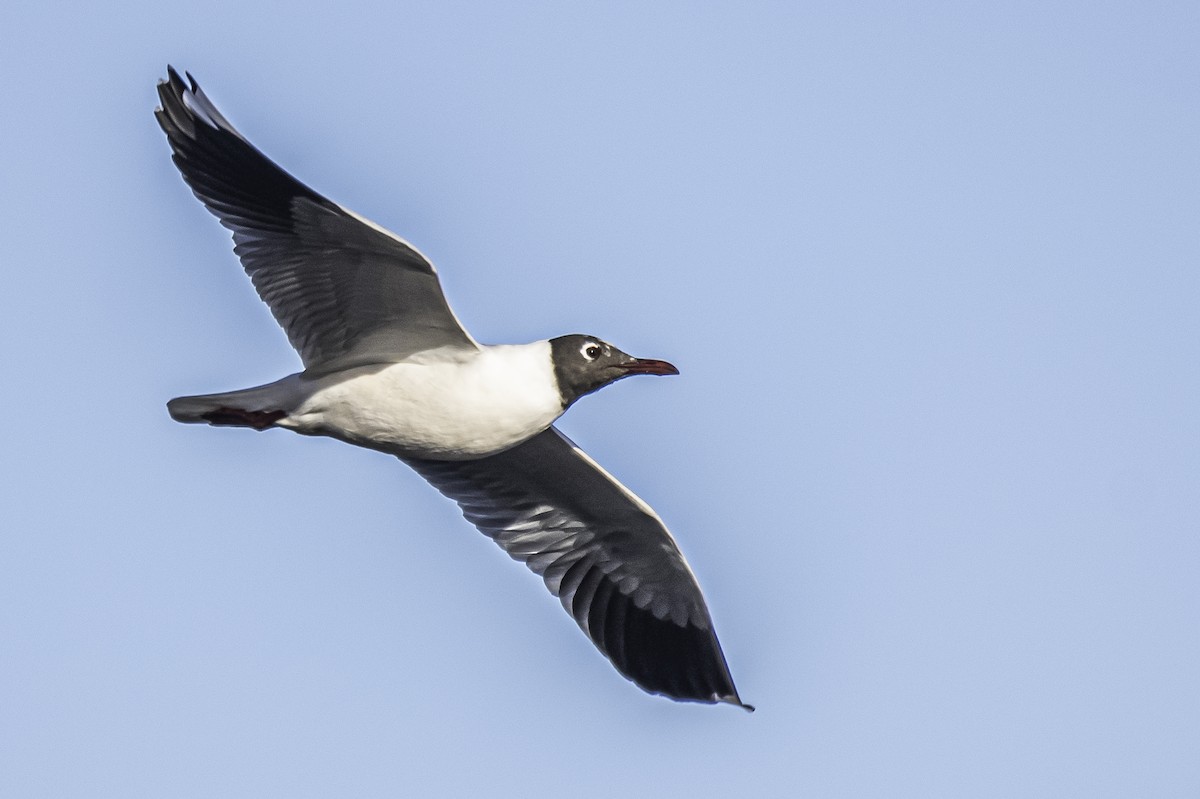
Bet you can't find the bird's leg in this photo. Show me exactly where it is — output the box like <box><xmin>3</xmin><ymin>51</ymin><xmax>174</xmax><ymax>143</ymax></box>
<box><xmin>200</xmin><ymin>407</ymin><xmax>286</xmax><ymax>431</ymax></box>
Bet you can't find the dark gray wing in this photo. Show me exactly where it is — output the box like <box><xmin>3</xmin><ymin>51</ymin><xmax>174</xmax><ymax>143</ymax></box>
<box><xmin>404</xmin><ymin>427</ymin><xmax>751</xmax><ymax>709</ymax></box>
<box><xmin>155</xmin><ymin>67</ymin><xmax>477</xmax><ymax>370</ymax></box>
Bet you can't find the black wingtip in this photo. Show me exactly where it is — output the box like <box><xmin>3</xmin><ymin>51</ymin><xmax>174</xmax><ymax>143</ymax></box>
<box><xmin>715</xmin><ymin>688</ymin><xmax>753</xmax><ymax>712</ymax></box>
<box><xmin>158</xmin><ymin>66</ymin><xmax>195</xmax><ymax>107</ymax></box>
<box><xmin>163</xmin><ymin>64</ymin><xmax>183</xmax><ymax>89</ymax></box>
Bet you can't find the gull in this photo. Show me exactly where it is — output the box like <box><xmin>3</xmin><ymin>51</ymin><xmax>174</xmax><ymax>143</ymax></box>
<box><xmin>156</xmin><ymin>67</ymin><xmax>750</xmax><ymax>710</ymax></box>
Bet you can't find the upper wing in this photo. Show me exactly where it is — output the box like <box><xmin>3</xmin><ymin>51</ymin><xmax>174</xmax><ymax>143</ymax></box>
<box><xmin>404</xmin><ymin>427</ymin><xmax>751</xmax><ymax>709</ymax></box>
<box><xmin>155</xmin><ymin>67</ymin><xmax>478</xmax><ymax>370</ymax></box>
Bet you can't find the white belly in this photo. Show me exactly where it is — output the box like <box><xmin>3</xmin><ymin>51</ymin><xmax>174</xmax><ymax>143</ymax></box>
<box><xmin>278</xmin><ymin>344</ymin><xmax>564</xmax><ymax>460</ymax></box>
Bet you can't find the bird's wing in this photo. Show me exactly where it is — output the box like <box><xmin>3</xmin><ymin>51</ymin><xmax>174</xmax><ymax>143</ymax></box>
<box><xmin>404</xmin><ymin>427</ymin><xmax>751</xmax><ymax>709</ymax></box>
<box><xmin>155</xmin><ymin>67</ymin><xmax>478</xmax><ymax>370</ymax></box>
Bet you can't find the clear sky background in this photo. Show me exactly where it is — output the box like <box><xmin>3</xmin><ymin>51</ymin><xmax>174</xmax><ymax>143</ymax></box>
<box><xmin>2</xmin><ymin>2</ymin><xmax>1197</xmax><ymax>796</ymax></box>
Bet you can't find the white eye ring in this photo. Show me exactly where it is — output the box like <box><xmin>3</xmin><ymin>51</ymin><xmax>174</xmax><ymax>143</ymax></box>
<box><xmin>580</xmin><ymin>342</ymin><xmax>603</xmax><ymax>360</ymax></box>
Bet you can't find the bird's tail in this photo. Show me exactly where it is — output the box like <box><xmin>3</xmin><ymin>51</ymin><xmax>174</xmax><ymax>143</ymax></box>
<box><xmin>167</xmin><ymin>377</ymin><xmax>297</xmax><ymax>431</ymax></box>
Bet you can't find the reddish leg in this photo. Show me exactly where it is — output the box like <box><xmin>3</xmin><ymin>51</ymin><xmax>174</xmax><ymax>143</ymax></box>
<box><xmin>200</xmin><ymin>407</ymin><xmax>286</xmax><ymax>431</ymax></box>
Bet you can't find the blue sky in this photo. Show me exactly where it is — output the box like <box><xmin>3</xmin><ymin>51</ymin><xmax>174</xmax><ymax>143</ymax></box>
<box><xmin>2</xmin><ymin>1</ymin><xmax>1198</xmax><ymax>796</ymax></box>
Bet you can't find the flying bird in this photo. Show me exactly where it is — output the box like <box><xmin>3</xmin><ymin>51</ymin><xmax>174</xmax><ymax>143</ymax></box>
<box><xmin>156</xmin><ymin>67</ymin><xmax>750</xmax><ymax>710</ymax></box>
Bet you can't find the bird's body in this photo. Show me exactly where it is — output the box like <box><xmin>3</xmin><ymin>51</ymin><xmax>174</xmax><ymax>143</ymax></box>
<box><xmin>170</xmin><ymin>343</ymin><xmax>564</xmax><ymax>459</ymax></box>
<box><xmin>156</xmin><ymin>67</ymin><xmax>750</xmax><ymax>710</ymax></box>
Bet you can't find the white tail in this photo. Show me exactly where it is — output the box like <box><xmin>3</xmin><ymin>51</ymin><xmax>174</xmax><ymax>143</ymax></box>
<box><xmin>167</xmin><ymin>377</ymin><xmax>298</xmax><ymax>429</ymax></box>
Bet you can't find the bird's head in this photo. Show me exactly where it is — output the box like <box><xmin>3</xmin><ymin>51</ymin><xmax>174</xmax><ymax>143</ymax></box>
<box><xmin>549</xmin><ymin>334</ymin><xmax>679</xmax><ymax>408</ymax></box>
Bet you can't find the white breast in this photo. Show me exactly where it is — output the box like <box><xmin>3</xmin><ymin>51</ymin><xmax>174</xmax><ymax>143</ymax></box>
<box><xmin>279</xmin><ymin>342</ymin><xmax>564</xmax><ymax>459</ymax></box>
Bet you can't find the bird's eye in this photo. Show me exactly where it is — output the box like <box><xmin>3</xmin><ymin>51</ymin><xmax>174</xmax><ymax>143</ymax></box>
<box><xmin>581</xmin><ymin>343</ymin><xmax>603</xmax><ymax>360</ymax></box>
